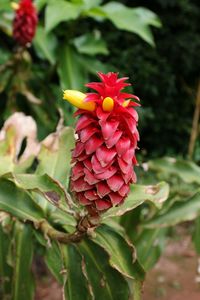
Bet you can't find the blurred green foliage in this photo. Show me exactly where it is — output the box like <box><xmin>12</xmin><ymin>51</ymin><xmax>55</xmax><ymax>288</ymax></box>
<box><xmin>0</xmin><ymin>0</ymin><xmax>160</xmax><ymax>141</ymax></box>
<box><xmin>104</xmin><ymin>0</ymin><xmax>200</xmax><ymax>157</ymax></box>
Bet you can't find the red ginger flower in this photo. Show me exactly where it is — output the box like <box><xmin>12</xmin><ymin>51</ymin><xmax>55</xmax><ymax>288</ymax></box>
<box><xmin>63</xmin><ymin>72</ymin><xmax>140</xmax><ymax>213</ymax></box>
<box><xmin>13</xmin><ymin>0</ymin><xmax>38</xmax><ymax>46</ymax></box>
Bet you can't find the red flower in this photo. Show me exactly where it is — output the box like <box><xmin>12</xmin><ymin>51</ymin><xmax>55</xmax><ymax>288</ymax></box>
<box><xmin>13</xmin><ymin>0</ymin><xmax>38</xmax><ymax>46</ymax></box>
<box><xmin>63</xmin><ymin>72</ymin><xmax>140</xmax><ymax>213</ymax></box>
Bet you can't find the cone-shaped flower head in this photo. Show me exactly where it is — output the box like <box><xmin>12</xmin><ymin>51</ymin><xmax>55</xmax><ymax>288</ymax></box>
<box><xmin>63</xmin><ymin>72</ymin><xmax>140</xmax><ymax>213</ymax></box>
<box><xmin>12</xmin><ymin>0</ymin><xmax>38</xmax><ymax>46</ymax></box>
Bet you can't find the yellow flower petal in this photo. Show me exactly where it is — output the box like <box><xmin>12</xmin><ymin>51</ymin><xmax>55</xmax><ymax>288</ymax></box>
<box><xmin>102</xmin><ymin>97</ymin><xmax>114</xmax><ymax>112</ymax></box>
<box><xmin>11</xmin><ymin>2</ymin><xmax>20</xmax><ymax>10</ymax></box>
<box><xmin>122</xmin><ymin>100</ymin><xmax>130</xmax><ymax>107</ymax></box>
<box><xmin>63</xmin><ymin>90</ymin><xmax>95</xmax><ymax>112</ymax></box>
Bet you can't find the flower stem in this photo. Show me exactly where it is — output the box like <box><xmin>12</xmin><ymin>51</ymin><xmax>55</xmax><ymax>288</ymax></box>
<box><xmin>133</xmin><ymin>280</ymin><xmax>143</xmax><ymax>300</ymax></box>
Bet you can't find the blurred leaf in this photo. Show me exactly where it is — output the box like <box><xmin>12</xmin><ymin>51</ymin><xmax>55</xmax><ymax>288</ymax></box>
<box><xmin>144</xmin><ymin>190</ymin><xmax>200</xmax><ymax>228</ymax></box>
<box><xmin>36</xmin><ymin>126</ymin><xmax>75</xmax><ymax>188</ymax></box>
<box><xmin>148</xmin><ymin>157</ymin><xmax>200</xmax><ymax>184</ymax></box>
<box><xmin>79</xmin><ymin>239</ymin><xmax>130</xmax><ymax>300</ymax></box>
<box><xmin>0</xmin><ymin>68</ymin><xmax>12</xmax><ymax>93</ymax></box>
<box><xmin>61</xmin><ymin>244</ymin><xmax>90</xmax><ymax>300</ymax></box>
<box><xmin>57</xmin><ymin>45</ymin><xmax>87</xmax><ymax>90</ymax></box>
<box><xmin>134</xmin><ymin>228</ymin><xmax>167</xmax><ymax>271</ymax></box>
<box><xmin>0</xmin><ymin>12</ymin><xmax>13</xmax><ymax>35</ymax></box>
<box><xmin>12</xmin><ymin>222</ymin><xmax>34</xmax><ymax>300</ymax></box>
<box><xmin>82</xmin><ymin>0</ymin><xmax>102</xmax><ymax>10</ymax></box>
<box><xmin>85</xmin><ymin>7</ymin><xmax>107</xmax><ymax>20</ymax></box>
<box><xmin>45</xmin><ymin>0</ymin><xmax>82</xmax><ymax>32</ymax></box>
<box><xmin>35</xmin><ymin>0</ymin><xmax>48</xmax><ymax>11</ymax></box>
<box><xmin>0</xmin><ymin>225</ymin><xmax>13</xmax><ymax>298</ymax></box>
<box><xmin>0</xmin><ymin>1</ymin><xmax>13</xmax><ymax>12</ymax></box>
<box><xmin>33</xmin><ymin>25</ymin><xmax>57</xmax><ymax>64</ymax></box>
<box><xmin>102</xmin><ymin>182</ymin><xmax>169</xmax><ymax>219</ymax></box>
<box><xmin>0</xmin><ymin>178</ymin><xmax>44</xmax><ymax>222</ymax></box>
<box><xmin>93</xmin><ymin>224</ymin><xmax>145</xmax><ymax>280</ymax></box>
<box><xmin>101</xmin><ymin>2</ymin><xmax>161</xmax><ymax>46</ymax></box>
<box><xmin>73</xmin><ymin>33</ymin><xmax>109</xmax><ymax>56</ymax></box>
<box><xmin>77</xmin><ymin>54</ymin><xmax>110</xmax><ymax>75</ymax></box>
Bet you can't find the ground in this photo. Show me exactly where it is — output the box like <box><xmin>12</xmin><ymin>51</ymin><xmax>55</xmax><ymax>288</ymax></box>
<box><xmin>35</xmin><ymin>227</ymin><xmax>200</xmax><ymax>300</ymax></box>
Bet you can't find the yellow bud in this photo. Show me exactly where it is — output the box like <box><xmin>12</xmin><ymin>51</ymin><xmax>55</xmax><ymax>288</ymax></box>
<box><xmin>102</xmin><ymin>97</ymin><xmax>114</xmax><ymax>112</ymax></box>
<box><xmin>122</xmin><ymin>100</ymin><xmax>130</xmax><ymax>107</ymax></box>
<box><xmin>63</xmin><ymin>90</ymin><xmax>95</xmax><ymax>112</ymax></box>
<box><xmin>11</xmin><ymin>2</ymin><xmax>20</xmax><ymax>10</ymax></box>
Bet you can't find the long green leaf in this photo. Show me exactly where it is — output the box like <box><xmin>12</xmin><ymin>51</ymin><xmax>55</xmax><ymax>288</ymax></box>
<box><xmin>57</xmin><ymin>45</ymin><xmax>87</xmax><ymax>90</ymax></box>
<box><xmin>7</xmin><ymin>173</ymin><xmax>73</xmax><ymax>213</ymax></box>
<box><xmin>33</xmin><ymin>25</ymin><xmax>57</xmax><ymax>64</ymax></box>
<box><xmin>102</xmin><ymin>182</ymin><xmax>169</xmax><ymax>219</ymax></box>
<box><xmin>134</xmin><ymin>228</ymin><xmax>167</xmax><ymax>271</ymax></box>
<box><xmin>0</xmin><ymin>179</ymin><xmax>44</xmax><ymax>222</ymax></box>
<box><xmin>60</xmin><ymin>244</ymin><xmax>90</xmax><ymax>300</ymax></box>
<box><xmin>144</xmin><ymin>190</ymin><xmax>200</xmax><ymax>228</ymax></box>
<box><xmin>45</xmin><ymin>241</ymin><xmax>64</xmax><ymax>283</ymax></box>
<box><xmin>0</xmin><ymin>225</ymin><xmax>13</xmax><ymax>298</ymax></box>
<box><xmin>148</xmin><ymin>157</ymin><xmax>200</xmax><ymax>184</ymax></box>
<box><xmin>93</xmin><ymin>224</ymin><xmax>145</xmax><ymax>280</ymax></box>
<box><xmin>79</xmin><ymin>239</ymin><xmax>130</xmax><ymax>300</ymax></box>
<box><xmin>12</xmin><ymin>222</ymin><xmax>34</xmax><ymax>300</ymax></box>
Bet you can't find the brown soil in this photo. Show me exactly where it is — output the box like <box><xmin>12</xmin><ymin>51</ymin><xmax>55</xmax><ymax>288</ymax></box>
<box><xmin>35</xmin><ymin>228</ymin><xmax>200</xmax><ymax>300</ymax></box>
<box><xmin>143</xmin><ymin>231</ymin><xmax>200</xmax><ymax>300</ymax></box>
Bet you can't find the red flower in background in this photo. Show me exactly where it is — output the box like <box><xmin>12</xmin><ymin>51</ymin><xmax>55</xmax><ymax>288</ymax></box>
<box><xmin>63</xmin><ymin>72</ymin><xmax>140</xmax><ymax>214</ymax></box>
<box><xmin>13</xmin><ymin>0</ymin><xmax>38</xmax><ymax>46</ymax></box>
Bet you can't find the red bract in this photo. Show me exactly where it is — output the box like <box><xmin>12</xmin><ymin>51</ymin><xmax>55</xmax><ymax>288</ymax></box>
<box><xmin>13</xmin><ymin>0</ymin><xmax>38</xmax><ymax>46</ymax></box>
<box><xmin>68</xmin><ymin>72</ymin><xmax>140</xmax><ymax>213</ymax></box>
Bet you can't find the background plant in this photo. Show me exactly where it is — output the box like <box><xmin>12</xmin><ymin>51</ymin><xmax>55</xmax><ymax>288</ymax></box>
<box><xmin>0</xmin><ymin>0</ymin><xmax>200</xmax><ymax>299</ymax></box>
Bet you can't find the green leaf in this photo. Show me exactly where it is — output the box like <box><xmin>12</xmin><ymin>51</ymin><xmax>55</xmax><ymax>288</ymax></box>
<box><xmin>60</xmin><ymin>244</ymin><xmax>90</xmax><ymax>300</ymax></box>
<box><xmin>102</xmin><ymin>182</ymin><xmax>169</xmax><ymax>219</ymax></box>
<box><xmin>73</xmin><ymin>33</ymin><xmax>109</xmax><ymax>56</ymax></box>
<box><xmin>93</xmin><ymin>224</ymin><xmax>145</xmax><ymax>280</ymax></box>
<box><xmin>134</xmin><ymin>228</ymin><xmax>167</xmax><ymax>271</ymax></box>
<box><xmin>57</xmin><ymin>45</ymin><xmax>87</xmax><ymax>90</ymax></box>
<box><xmin>148</xmin><ymin>157</ymin><xmax>200</xmax><ymax>184</ymax></box>
<box><xmin>36</xmin><ymin>127</ymin><xmax>75</xmax><ymax>188</ymax></box>
<box><xmin>45</xmin><ymin>0</ymin><xmax>82</xmax><ymax>32</ymax></box>
<box><xmin>35</xmin><ymin>0</ymin><xmax>48</xmax><ymax>11</ymax></box>
<box><xmin>0</xmin><ymin>178</ymin><xmax>44</xmax><ymax>222</ymax></box>
<box><xmin>144</xmin><ymin>190</ymin><xmax>200</xmax><ymax>228</ymax></box>
<box><xmin>45</xmin><ymin>241</ymin><xmax>64</xmax><ymax>283</ymax></box>
<box><xmin>0</xmin><ymin>225</ymin><xmax>13</xmax><ymax>298</ymax></box>
<box><xmin>101</xmin><ymin>2</ymin><xmax>161</xmax><ymax>46</ymax></box>
<box><xmin>6</xmin><ymin>173</ymin><xmax>73</xmax><ymax>213</ymax></box>
<box><xmin>33</xmin><ymin>25</ymin><xmax>57</xmax><ymax>64</ymax></box>
<box><xmin>77</xmin><ymin>54</ymin><xmax>111</xmax><ymax>75</ymax></box>
<box><xmin>79</xmin><ymin>239</ymin><xmax>130</xmax><ymax>300</ymax></box>
<box><xmin>0</xmin><ymin>0</ymin><xmax>13</xmax><ymax>12</ymax></box>
<box><xmin>12</xmin><ymin>222</ymin><xmax>34</xmax><ymax>300</ymax></box>
<box><xmin>82</xmin><ymin>0</ymin><xmax>102</xmax><ymax>10</ymax></box>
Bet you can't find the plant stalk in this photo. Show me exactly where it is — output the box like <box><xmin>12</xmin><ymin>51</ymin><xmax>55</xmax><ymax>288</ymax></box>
<box><xmin>188</xmin><ymin>80</ymin><xmax>200</xmax><ymax>159</ymax></box>
<box><xmin>132</xmin><ymin>280</ymin><xmax>143</xmax><ymax>300</ymax></box>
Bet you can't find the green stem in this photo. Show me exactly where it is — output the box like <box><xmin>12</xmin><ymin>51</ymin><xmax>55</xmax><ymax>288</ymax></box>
<box><xmin>133</xmin><ymin>280</ymin><xmax>143</xmax><ymax>300</ymax></box>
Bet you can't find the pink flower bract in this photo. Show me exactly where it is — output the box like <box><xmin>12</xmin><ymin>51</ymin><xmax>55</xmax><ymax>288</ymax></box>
<box><xmin>70</xmin><ymin>72</ymin><xmax>140</xmax><ymax>213</ymax></box>
<box><xmin>13</xmin><ymin>0</ymin><xmax>38</xmax><ymax>46</ymax></box>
